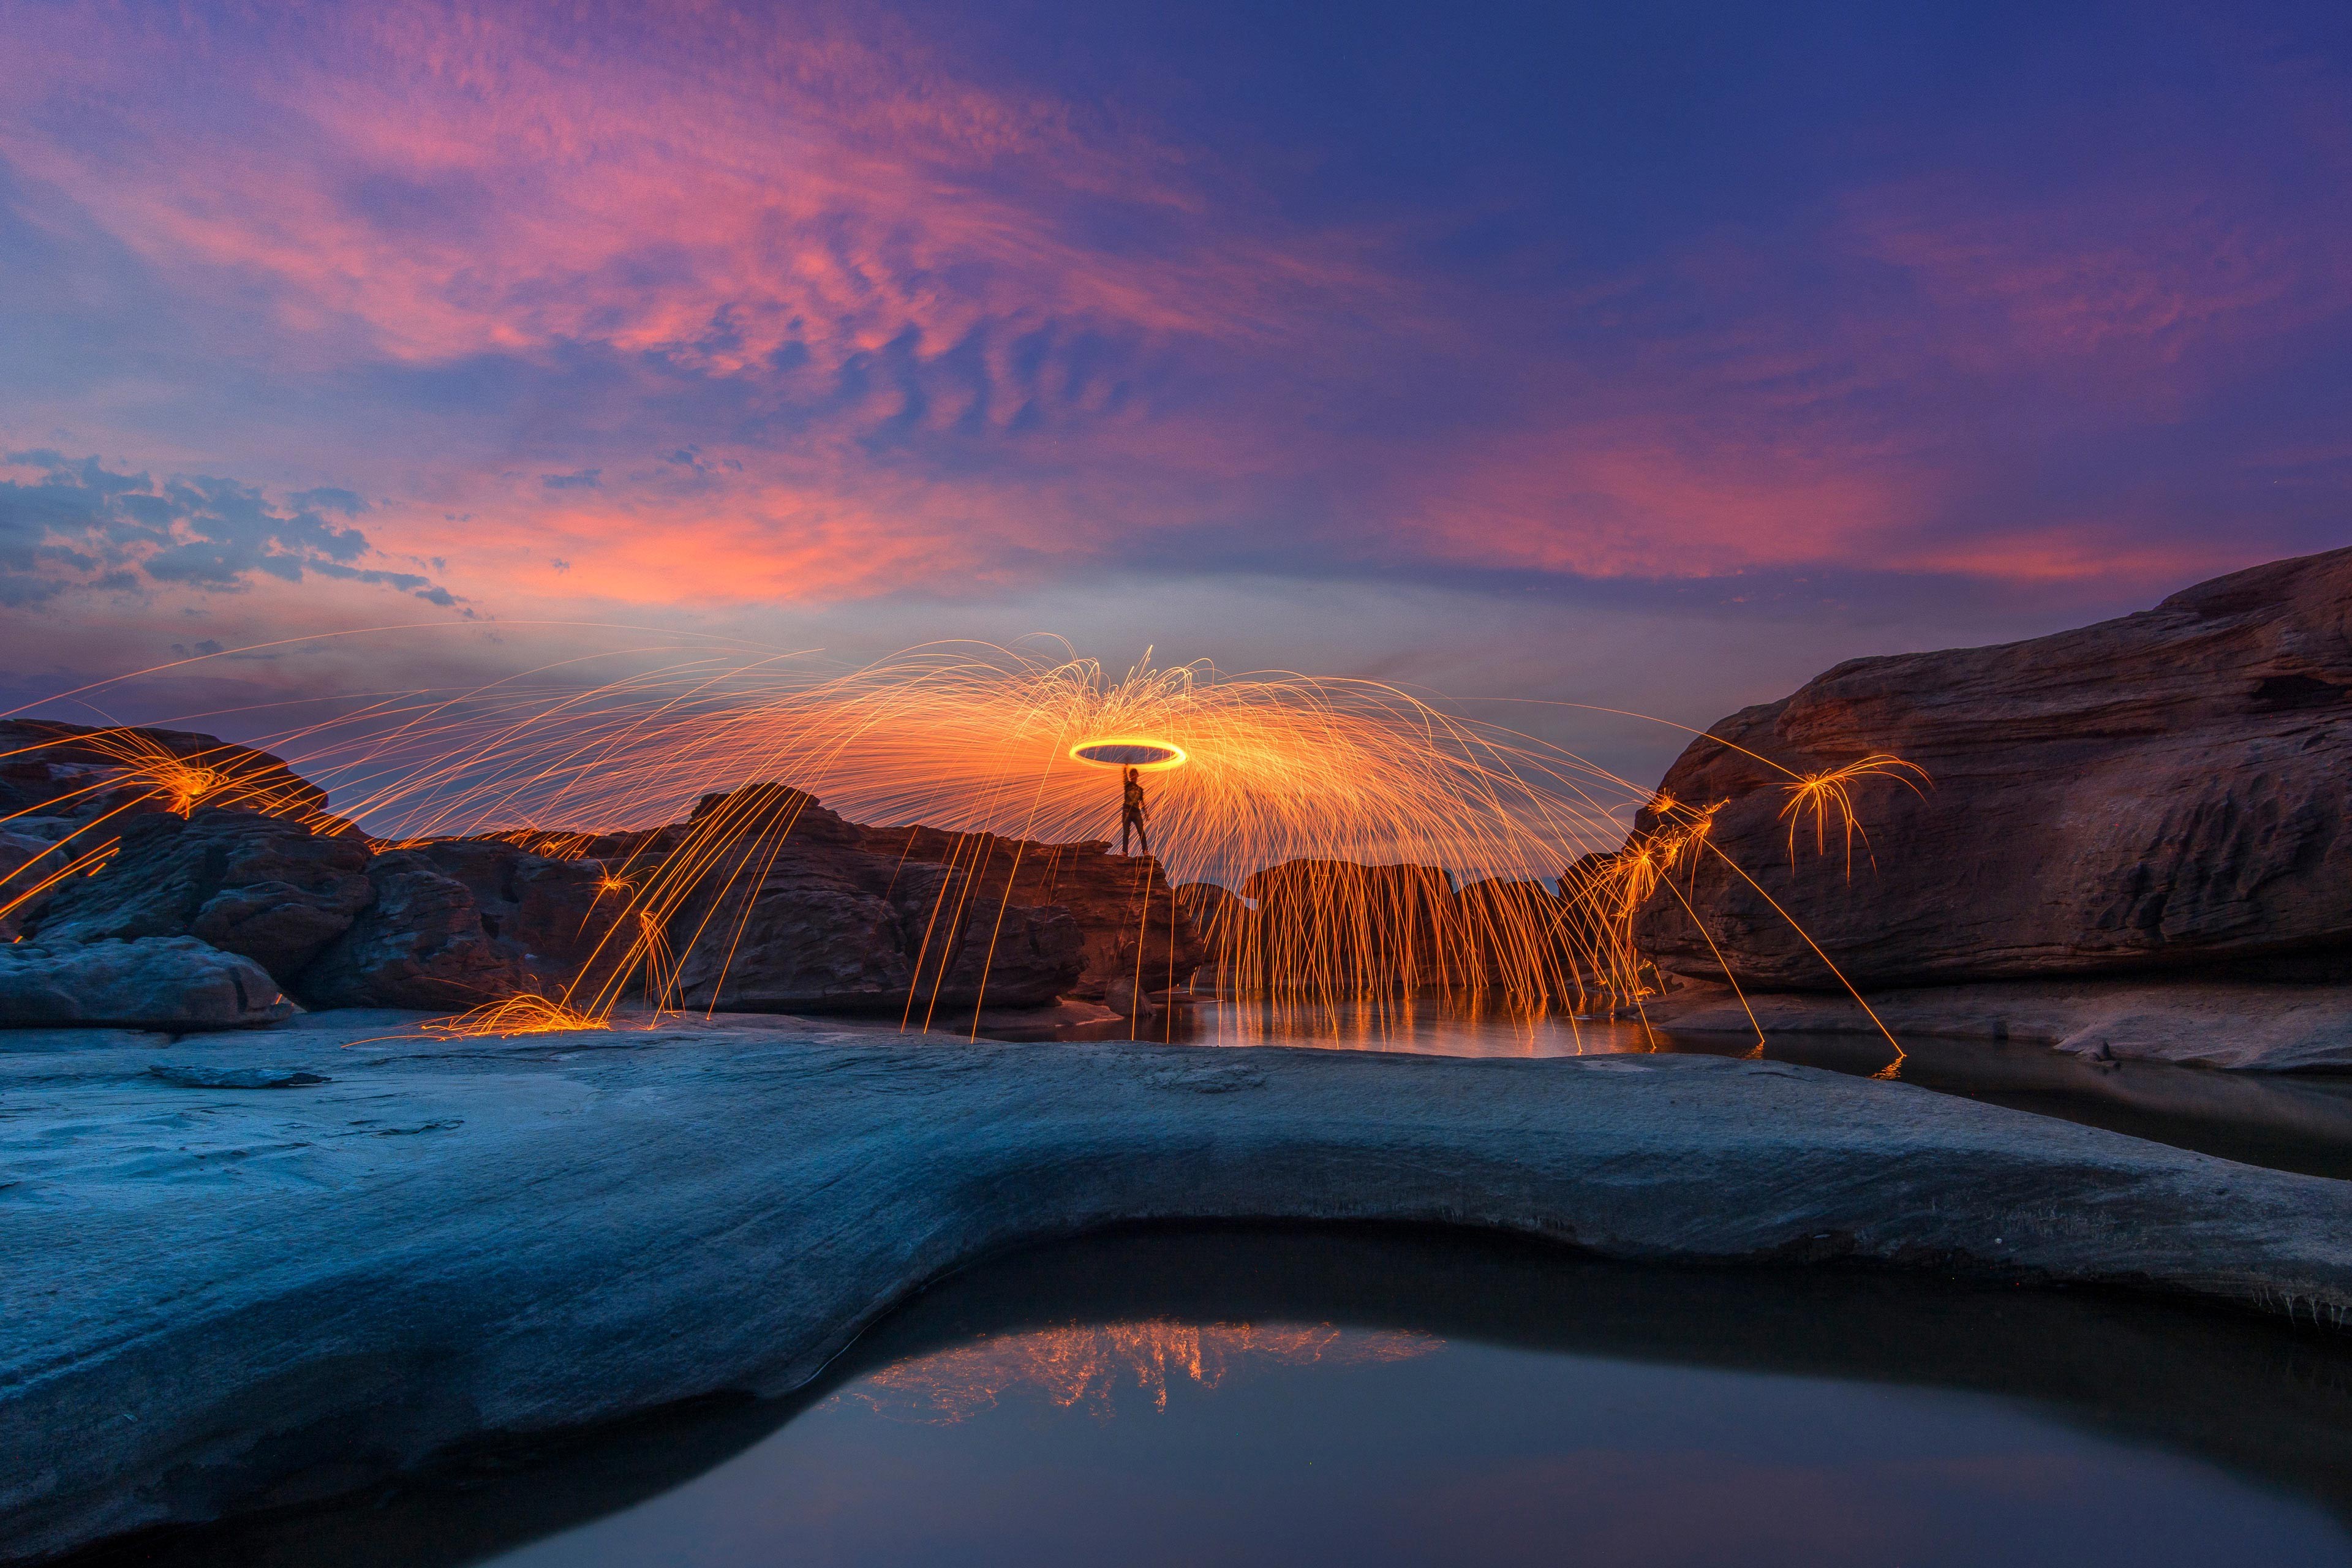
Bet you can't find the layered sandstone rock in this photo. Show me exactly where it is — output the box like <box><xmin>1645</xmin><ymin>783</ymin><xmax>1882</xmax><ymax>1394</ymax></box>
<box><xmin>643</xmin><ymin>785</ymin><xmax>1191</xmax><ymax>1014</ymax></box>
<box><xmin>296</xmin><ymin>840</ymin><xmax>627</xmax><ymax>1011</ymax></box>
<box><xmin>31</xmin><ymin>808</ymin><xmax>374</xmax><ymax>979</ymax></box>
<box><xmin>1631</xmin><ymin>546</ymin><xmax>2352</xmax><ymax>990</ymax></box>
<box><xmin>0</xmin><ymin>718</ymin><xmax>334</xmax><ymax>833</ymax></box>
<box><xmin>0</xmin><ymin>936</ymin><xmax>292</xmax><ymax>1029</ymax></box>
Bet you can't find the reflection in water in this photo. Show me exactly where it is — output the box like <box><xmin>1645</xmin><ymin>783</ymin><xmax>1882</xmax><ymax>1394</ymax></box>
<box><xmin>64</xmin><ymin>1226</ymin><xmax>2352</xmax><ymax>1568</ymax></box>
<box><xmin>838</xmin><ymin>1319</ymin><xmax>1439</xmax><ymax>1420</ymax></box>
<box><xmin>990</xmin><ymin>993</ymin><xmax>2352</xmax><ymax>1180</ymax></box>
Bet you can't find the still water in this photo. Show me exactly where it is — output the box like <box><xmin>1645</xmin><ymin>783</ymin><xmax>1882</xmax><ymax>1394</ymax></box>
<box><xmin>96</xmin><ymin>1227</ymin><xmax>2352</xmax><ymax>1568</ymax></box>
<box><xmin>989</xmin><ymin>995</ymin><xmax>2352</xmax><ymax>1180</ymax></box>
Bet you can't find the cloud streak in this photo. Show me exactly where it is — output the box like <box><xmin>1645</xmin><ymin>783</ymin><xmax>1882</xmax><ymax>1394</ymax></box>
<box><xmin>0</xmin><ymin>0</ymin><xmax>2346</xmax><ymax>646</ymax></box>
<box><xmin>0</xmin><ymin>450</ymin><xmax>458</xmax><ymax>608</ymax></box>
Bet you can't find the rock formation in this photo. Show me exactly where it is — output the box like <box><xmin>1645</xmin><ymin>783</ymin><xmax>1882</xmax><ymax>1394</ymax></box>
<box><xmin>628</xmin><ymin>784</ymin><xmax>1194</xmax><ymax>1016</ymax></box>
<box><xmin>3</xmin><ymin>741</ymin><xmax>1201</xmax><ymax>1018</ymax></box>
<box><xmin>0</xmin><ymin>936</ymin><xmax>292</xmax><ymax>1028</ymax></box>
<box><xmin>34</xmin><ymin>808</ymin><xmax>374</xmax><ymax>979</ymax></box>
<box><xmin>297</xmin><ymin>839</ymin><xmax>628</xmax><ymax>1011</ymax></box>
<box><xmin>0</xmin><ymin>718</ymin><xmax>333</xmax><ymax>833</ymax></box>
<box><xmin>12</xmin><ymin>1018</ymin><xmax>2352</xmax><ymax>1560</ymax></box>
<box><xmin>1188</xmin><ymin>861</ymin><xmax>1581</xmax><ymax>996</ymax></box>
<box><xmin>1631</xmin><ymin>545</ymin><xmax>2352</xmax><ymax>990</ymax></box>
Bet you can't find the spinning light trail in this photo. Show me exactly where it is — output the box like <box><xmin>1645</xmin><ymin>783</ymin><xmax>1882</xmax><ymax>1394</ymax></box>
<box><xmin>0</xmin><ymin>635</ymin><xmax>1921</xmax><ymax>1050</ymax></box>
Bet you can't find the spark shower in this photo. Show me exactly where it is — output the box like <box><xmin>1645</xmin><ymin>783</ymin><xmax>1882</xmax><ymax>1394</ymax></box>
<box><xmin>1</xmin><ymin>634</ymin><xmax>1916</xmax><ymax>1046</ymax></box>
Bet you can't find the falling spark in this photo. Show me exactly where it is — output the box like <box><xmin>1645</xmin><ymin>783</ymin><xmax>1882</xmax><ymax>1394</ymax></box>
<box><xmin>1</xmin><ymin>636</ymin><xmax>1923</xmax><ymax>1054</ymax></box>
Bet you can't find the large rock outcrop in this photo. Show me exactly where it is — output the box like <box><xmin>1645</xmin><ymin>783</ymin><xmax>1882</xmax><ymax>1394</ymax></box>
<box><xmin>1183</xmin><ymin>862</ymin><xmax>1581</xmax><ymax>996</ymax></box>
<box><xmin>1632</xmin><ymin>546</ymin><xmax>2352</xmax><ymax>990</ymax></box>
<box><xmin>297</xmin><ymin>839</ymin><xmax>627</xmax><ymax>1010</ymax></box>
<box><xmin>643</xmin><ymin>786</ymin><xmax>1169</xmax><ymax>1015</ymax></box>
<box><xmin>667</xmin><ymin>846</ymin><xmax>1087</xmax><ymax>1016</ymax></box>
<box><xmin>0</xmin><ymin>936</ymin><xmax>292</xmax><ymax>1029</ymax></box>
<box><xmin>0</xmin><ymin>718</ymin><xmax>332</xmax><ymax>832</ymax></box>
<box><xmin>883</xmin><ymin>820</ymin><xmax>1203</xmax><ymax>1003</ymax></box>
<box><xmin>29</xmin><ymin>807</ymin><xmax>374</xmax><ymax>979</ymax></box>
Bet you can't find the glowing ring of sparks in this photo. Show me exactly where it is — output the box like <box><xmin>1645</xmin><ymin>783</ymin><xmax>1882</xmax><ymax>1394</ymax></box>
<box><xmin>1068</xmin><ymin>737</ymin><xmax>1188</xmax><ymax>771</ymax></box>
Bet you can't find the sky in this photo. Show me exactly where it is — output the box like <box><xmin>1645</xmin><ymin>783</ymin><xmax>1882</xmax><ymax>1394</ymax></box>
<box><xmin>2</xmin><ymin>0</ymin><xmax>2348</xmax><ymax>786</ymax></box>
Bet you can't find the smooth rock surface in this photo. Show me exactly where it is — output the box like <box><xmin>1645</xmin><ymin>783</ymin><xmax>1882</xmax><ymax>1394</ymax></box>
<box><xmin>1650</xmin><ymin>976</ymin><xmax>2352</xmax><ymax>1071</ymax></box>
<box><xmin>0</xmin><ymin>937</ymin><xmax>292</xmax><ymax>1030</ymax></box>
<box><xmin>9</xmin><ymin>1015</ymin><xmax>2352</xmax><ymax>1559</ymax></box>
<box><xmin>31</xmin><ymin>809</ymin><xmax>373</xmax><ymax>982</ymax></box>
<box><xmin>1630</xmin><ymin>545</ymin><xmax>2352</xmax><ymax>989</ymax></box>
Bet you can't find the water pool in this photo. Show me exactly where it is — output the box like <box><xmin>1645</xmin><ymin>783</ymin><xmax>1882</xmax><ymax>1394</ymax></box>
<box><xmin>83</xmin><ymin>1226</ymin><xmax>2352</xmax><ymax>1568</ymax></box>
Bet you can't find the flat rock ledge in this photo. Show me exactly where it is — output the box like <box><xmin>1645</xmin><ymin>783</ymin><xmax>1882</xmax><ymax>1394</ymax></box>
<box><xmin>1648</xmin><ymin>976</ymin><xmax>2352</xmax><ymax>1071</ymax></box>
<box><xmin>9</xmin><ymin>1016</ymin><xmax>2352</xmax><ymax>1561</ymax></box>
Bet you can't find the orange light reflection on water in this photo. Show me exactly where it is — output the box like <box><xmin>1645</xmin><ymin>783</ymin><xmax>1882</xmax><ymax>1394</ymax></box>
<box><xmin>833</xmin><ymin>1320</ymin><xmax>1442</xmax><ymax>1423</ymax></box>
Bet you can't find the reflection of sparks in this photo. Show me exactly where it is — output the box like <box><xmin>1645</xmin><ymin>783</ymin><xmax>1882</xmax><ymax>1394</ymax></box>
<box><xmin>833</xmin><ymin>1320</ymin><xmax>1441</xmax><ymax>1422</ymax></box>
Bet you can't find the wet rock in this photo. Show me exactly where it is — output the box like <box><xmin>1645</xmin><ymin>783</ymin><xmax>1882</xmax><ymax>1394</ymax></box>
<box><xmin>297</xmin><ymin>842</ymin><xmax>624</xmax><ymax>1011</ymax></box>
<box><xmin>1631</xmin><ymin>545</ymin><xmax>2352</xmax><ymax>989</ymax></box>
<box><xmin>31</xmin><ymin>809</ymin><xmax>374</xmax><ymax>982</ymax></box>
<box><xmin>0</xmin><ymin>937</ymin><xmax>293</xmax><ymax>1029</ymax></box>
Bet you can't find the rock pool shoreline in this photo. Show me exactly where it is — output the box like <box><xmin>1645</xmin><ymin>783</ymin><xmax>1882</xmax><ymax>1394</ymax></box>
<box><xmin>9</xmin><ymin>1013</ymin><xmax>2352</xmax><ymax>1561</ymax></box>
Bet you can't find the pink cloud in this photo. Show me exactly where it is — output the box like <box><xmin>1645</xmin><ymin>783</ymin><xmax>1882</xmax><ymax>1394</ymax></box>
<box><xmin>1849</xmin><ymin>176</ymin><xmax>2352</xmax><ymax>393</ymax></box>
<box><xmin>2</xmin><ymin>0</ymin><xmax>2345</xmax><ymax>622</ymax></box>
<box><xmin>3</xmin><ymin>2</ymin><xmax>1379</xmax><ymax>383</ymax></box>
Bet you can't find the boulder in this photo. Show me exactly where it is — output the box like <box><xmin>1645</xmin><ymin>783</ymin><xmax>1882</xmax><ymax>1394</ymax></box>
<box><xmin>662</xmin><ymin>791</ymin><xmax>1088</xmax><ymax>1014</ymax></box>
<box><xmin>0</xmin><ymin>937</ymin><xmax>293</xmax><ymax>1029</ymax></box>
<box><xmin>297</xmin><ymin>841</ymin><xmax>625</xmax><ymax>1011</ymax></box>
<box><xmin>1630</xmin><ymin>546</ymin><xmax>2352</xmax><ymax>989</ymax></box>
<box><xmin>863</xmin><ymin>821</ymin><xmax>1204</xmax><ymax>1001</ymax></box>
<box><xmin>29</xmin><ymin>809</ymin><xmax>374</xmax><ymax>982</ymax></box>
<box><xmin>0</xmin><ymin>718</ymin><xmax>334</xmax><ymax>829</ymax></box>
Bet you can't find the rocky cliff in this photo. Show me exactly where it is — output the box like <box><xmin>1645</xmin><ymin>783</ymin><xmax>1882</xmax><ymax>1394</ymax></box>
<box><xmin>5</xmin><ymin>757</ymin><xmax>1201</xmax><ymax>1023</ymax></box>
<box><xmin>601</xmin><ymin>783</ymin><xmax>1200</xmax><ymax>1017</ymax></box>
<box><xmin>1631</xmin><ymin>546</ymin><xmax>2352</xmax><ymax>989</ymax></box>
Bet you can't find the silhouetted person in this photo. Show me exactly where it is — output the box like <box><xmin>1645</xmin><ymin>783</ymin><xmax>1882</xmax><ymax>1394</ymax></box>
<box><xmin>1120</xmin><ymin>766</ymin><xmax>1152</xmax><ymax>856</ymax></box>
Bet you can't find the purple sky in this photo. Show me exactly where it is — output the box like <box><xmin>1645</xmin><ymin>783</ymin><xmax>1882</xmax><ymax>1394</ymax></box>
<box><xmin>3</xmin><ymin>0</ymin><xmax>2346</xmax><ymax>785</ymax></box>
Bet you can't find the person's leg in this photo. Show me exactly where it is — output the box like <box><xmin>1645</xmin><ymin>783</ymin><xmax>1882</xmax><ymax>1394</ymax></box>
<box><xmin>1137</xmin><ymin>821</ymin><xmax>1151</xmax><ymax>857</ymax></box>
<box><xmin>1121</xmin><ymin>812</ymin><xmax>1134</xmax><ymax>854</ymax></box>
